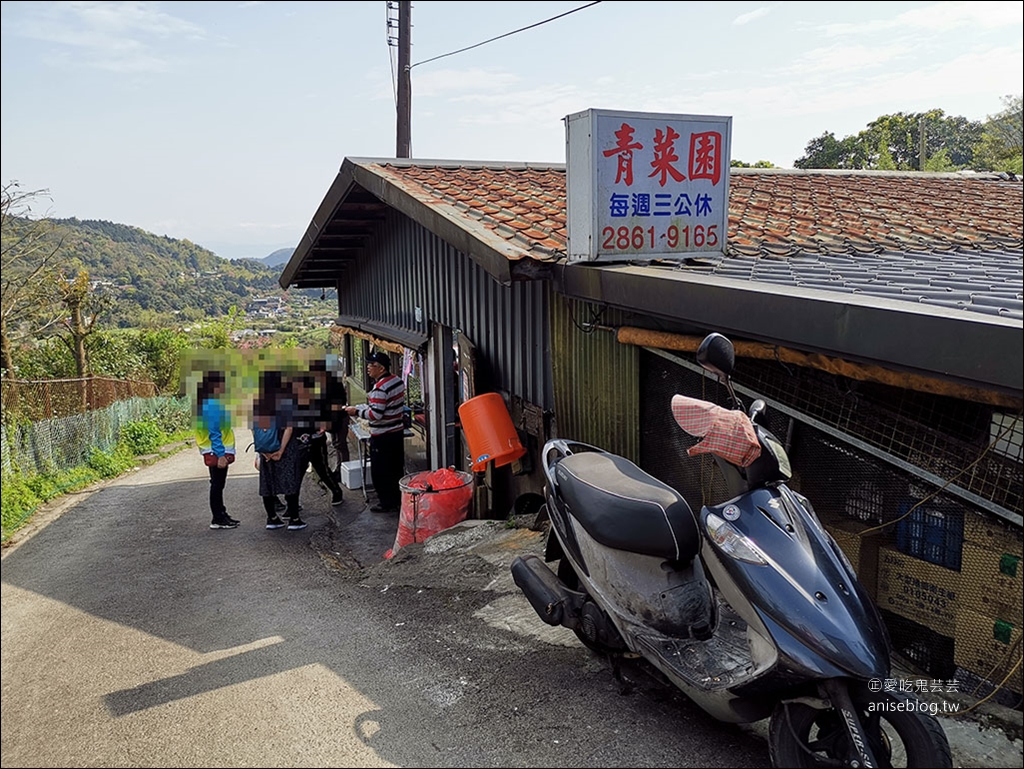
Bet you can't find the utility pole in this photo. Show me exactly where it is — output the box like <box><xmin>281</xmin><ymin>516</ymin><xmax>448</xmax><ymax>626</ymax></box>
<box><xmin>919</xmin><ymin>116</ymin><xmax>926</xmax><ymax>171</ymax></box>
<box><xmin>396</xmin><ymin>1</ymin><xmax>412</xmax><ymax>158</ymax></box>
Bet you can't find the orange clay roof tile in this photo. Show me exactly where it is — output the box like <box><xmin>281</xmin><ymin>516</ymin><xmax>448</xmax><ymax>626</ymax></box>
<box><xmin>360</xmin><ymin>162</ymin><xmax>1021</xmax><ymax>317</ymax></box>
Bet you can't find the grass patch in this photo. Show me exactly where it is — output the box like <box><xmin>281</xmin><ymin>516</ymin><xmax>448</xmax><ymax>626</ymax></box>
<box><xmin>120</xmin><ymin>418</ymin><xmax>166</xmax><ymax>456</ymax></box>
<box><xmin>1</xmin><ymin>429</ymin><xmax>193</xmax><ymax>543</ymax></box>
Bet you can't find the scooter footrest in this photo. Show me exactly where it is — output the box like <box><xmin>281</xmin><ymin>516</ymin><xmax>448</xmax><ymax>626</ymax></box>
<box><xmin>635</xmin><ymin>618</ymin><xmax>752</xmax><ymax>690</ymax></box>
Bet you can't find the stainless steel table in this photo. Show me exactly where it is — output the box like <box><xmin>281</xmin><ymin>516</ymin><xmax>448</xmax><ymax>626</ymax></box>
<box><xmin>349</xmin><ymin>420</ymin><xmax>372</xmax><ymax>502</ymax></box>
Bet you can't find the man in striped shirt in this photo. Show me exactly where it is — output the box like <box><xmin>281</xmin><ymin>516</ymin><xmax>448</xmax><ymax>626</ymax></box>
<box><xmin>345</xmin><ymin>351</ymin><xmax>406</xmax><ymax>512</ymax></box>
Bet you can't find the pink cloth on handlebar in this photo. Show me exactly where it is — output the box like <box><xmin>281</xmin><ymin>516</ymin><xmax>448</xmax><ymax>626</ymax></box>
<box><xmin>671</xmin><ymin>395</ymin><xmax>762</xmax><ymax>467</ymax></box>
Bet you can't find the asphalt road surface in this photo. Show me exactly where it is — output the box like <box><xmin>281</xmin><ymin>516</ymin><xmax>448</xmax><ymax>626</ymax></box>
<box><xmin>2</xmin><ymin>447</ymin><xmax>771</xmax><ymax>768</ymax></box>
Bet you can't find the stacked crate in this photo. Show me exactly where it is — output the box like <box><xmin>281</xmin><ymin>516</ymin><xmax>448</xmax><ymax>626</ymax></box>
<box><xmin>954</xmin><ymin>514</ymin><xmax>1023</xmax><ymax>701</ymax></box>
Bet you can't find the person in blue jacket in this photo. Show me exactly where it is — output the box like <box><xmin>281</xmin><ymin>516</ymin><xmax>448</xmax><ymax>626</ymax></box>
<box><xmin>195</xmin><ymin>370</ymin><xmax>239</xmax><ymax>529</ymax></box>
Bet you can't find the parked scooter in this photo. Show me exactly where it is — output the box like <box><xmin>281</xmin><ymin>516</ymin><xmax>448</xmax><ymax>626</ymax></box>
<box><xmin>512</xmin><ymin>332</ymin><xmax>952</xmax><ymax>768</ymax></box>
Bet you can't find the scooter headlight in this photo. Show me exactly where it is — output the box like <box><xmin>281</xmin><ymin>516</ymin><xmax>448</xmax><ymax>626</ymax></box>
<box><xmin>705</xmin><ymin>513</ymin><xmax>767</xmax><ymax>565</ymax></box>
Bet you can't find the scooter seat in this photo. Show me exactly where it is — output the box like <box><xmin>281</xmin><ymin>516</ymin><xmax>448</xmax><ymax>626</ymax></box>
<box><xmin>556</xmin><ymin>452</ymin><xmax>699</xmax><ymax>563</ymax></box>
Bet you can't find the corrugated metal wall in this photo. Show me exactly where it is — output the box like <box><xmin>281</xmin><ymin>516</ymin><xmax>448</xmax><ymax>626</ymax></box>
<box><xmin>551</xmin><ymin>295</ymin><xmax>640</xmax><ymax>462</ymax></box>
<box><xmin>336</xmin><ymin>210</ymin><xmax>553</xmax><ymax>410</ymax></box>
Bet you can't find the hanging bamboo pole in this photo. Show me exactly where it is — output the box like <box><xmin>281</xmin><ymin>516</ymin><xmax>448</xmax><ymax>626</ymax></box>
<box><xmin>616</xmin><ymin>326</ymin><xmax>1023</xmax><ymax>411</ymax></box>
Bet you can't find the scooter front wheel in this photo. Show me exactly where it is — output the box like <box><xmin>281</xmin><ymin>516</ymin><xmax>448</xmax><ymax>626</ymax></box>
<box><xmin>768</xmin><ymin>688</ymin><xmax>952</xmax><ymax>768</ymax></box>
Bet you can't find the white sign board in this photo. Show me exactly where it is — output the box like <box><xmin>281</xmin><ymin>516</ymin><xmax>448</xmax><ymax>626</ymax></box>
<box><xmin>566</xmin><ymin>108</ymin><xmax>732</xmax><ymax>263</ymax></box>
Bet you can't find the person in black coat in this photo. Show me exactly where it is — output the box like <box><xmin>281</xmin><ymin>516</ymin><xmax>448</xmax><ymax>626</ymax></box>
<box><xmin>310</xmin><ymin>357</ymin><xmax>350</xmax><ymax>480</ymax></box>
<box><xmin>292</xmin><ymin>371</ymin><xmax>345</xmax><ymax>508</ymax></box>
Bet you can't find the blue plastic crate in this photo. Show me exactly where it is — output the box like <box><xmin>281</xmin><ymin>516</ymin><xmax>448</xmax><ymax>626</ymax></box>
<box><xmin>895</xmin><ymin>498</ymin><xmax>963</xmax><ymax>571</ymax></box>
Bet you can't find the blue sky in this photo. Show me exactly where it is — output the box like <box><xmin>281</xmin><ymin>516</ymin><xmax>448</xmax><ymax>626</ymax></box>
<box><xmin>1</xmin><ymin>1</ymin><xmax>1021</xmax><ymax>259</ymax></box>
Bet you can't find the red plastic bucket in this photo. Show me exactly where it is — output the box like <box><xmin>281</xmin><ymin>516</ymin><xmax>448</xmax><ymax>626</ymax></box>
<box><xmin>457</xmin><ymin>392</ymin><xmax>526</xmax><ymax>472</ymax></box>
<box><xmin>386</xmin><ymin>469</ymin><xmax>474</xmax><ymax>558</ymax></box>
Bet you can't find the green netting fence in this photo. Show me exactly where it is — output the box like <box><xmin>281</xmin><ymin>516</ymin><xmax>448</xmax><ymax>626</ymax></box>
<box><xmin>1</xmin><ymin>394</ymin><xmax>189</xmax><ymax>479</ymax></box>
<box><xmin>2</xmin><ymin>377</ymin><xmax>191</xmax><ymax>540</ymax></box>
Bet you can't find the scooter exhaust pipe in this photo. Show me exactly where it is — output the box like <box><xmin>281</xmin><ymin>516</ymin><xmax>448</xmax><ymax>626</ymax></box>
<box><xmin>511</xmin><ymin>555</ymin><xmax>583</xmax><ymax>627</ymax></box>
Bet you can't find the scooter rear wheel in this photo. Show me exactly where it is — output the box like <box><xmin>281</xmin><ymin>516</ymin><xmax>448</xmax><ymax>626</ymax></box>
<box><xmin>556</xmin><ymin>558</ymin><xmax>625</xmax><ymax>655</ymax></box>
<box><xmin>768</xmin><ymin>689</ymin><xmax>952</xmax><ymax>768</ymax></box>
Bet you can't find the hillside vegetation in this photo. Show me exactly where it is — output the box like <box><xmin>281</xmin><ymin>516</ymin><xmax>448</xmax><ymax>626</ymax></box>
<box><xmin>1</xmin><ymin>194</ymin><xmax>335</xmax><ymax>388</ymax></box>
<box><xmin>49</xmin><ymin>217</ymin><xmax>286</xmax><ymax>327</ymax></box>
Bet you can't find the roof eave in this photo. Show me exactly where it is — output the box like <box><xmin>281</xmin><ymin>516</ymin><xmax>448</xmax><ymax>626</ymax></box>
<box><xmin>349</xmin><ymin>160</ymin><xmax>521</xmax><ymax>285</ymax></box>
<box><xmin>281</xmin><ymin>158</ymin><xmax>527</xmax><ymax>289</ymax></box>
<box><xmin>278</xmin><ymin>162</ymin><xmax>360</xmax><ymax>289</ymax></box>
<box><xmin>335</xmin><ymin>314</ymin><xmax>428</xmax><ymax>351</ymax></box>
<box><xmin>558</xmin><ymin>262</ymin><xmax>1024</xmax><ymax>396</ymax></box>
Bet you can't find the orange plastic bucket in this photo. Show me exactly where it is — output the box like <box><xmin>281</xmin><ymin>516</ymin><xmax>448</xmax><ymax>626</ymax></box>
<box><xmin>458</xmin><ymin>392</ymin><xmax>526</xmax><ymax>472</ymax></box>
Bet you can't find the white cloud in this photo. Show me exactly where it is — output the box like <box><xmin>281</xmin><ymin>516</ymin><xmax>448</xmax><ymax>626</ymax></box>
<box><xmin>733</xmin><ymin>6</ymin><xmax>772</xmax><ymax>26</ymax></box>
<box><xmin>411</xmin><ymin>67</ymin><xmax>523</xmax><ymax>97</ymax></box>
<box><xmin>784</xmin><ymin>43</ymin><xmax>915</xmax><ymax>76</ymax></box>
<box><xmin>13</xmin><ymin>1</ymin><xmax>207</xmax><ymax>73</ymax></box>
<box><xmin>67</xmin><ymin>2</ymin><xmax>206</xmax><ymax>39</ymax></box>
<box><xmin>446</xmin><ymin>84</ymin><xmax>589</xmax><ymax>136</ymax></box>
<box><xmin>894</xmin><ymin>0</ymin><xmax>1023</xmax><ymax>31</ymax></box>
<box><xmin>820</xmin><ymin>1</ymin><xmax>1023</xmax><ymax>37</ymax></box>
<box><xmin>688</xmin><ymin>44</ymin><xmax>1023</xmax><ymax>124</ymax></box>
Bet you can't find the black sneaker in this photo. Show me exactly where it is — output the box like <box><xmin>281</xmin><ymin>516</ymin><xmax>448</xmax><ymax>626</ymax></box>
<box><xmin>370</xmin><ymin>504</ymin><xmax>399</xmax><ymax>514</ymax></box>
<box><xmin>266</xmin><ymin>516</ymin><xmax>286</xmax><ymax>530</ymax></box>
<box><xmin>210</xmin><ymin>519</ymin><xmax>240</xmax><ymax>529</ymax></box>
<box><xmin>331</xmin><ymin>490</ymin><xmax>344</xmax><ymax>507</ymax></box>
<box><xmin>274</xmin><ymin>499</ymin><xmax>286</xmax><ymax>513</ymax></box>
<box><xmin>287</xmin><ymin>518</ymin><xmax>308</xmax><ymax>531</ymax></box>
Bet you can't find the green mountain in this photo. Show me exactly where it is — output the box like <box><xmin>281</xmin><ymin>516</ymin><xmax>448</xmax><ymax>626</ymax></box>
<box><xmin>47</xmin><ymin>218</ymin><xmax>288</xmax><ymax>327</ymax></box>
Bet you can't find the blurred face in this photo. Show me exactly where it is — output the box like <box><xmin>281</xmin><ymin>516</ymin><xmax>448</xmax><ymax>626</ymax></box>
<box><xmin>367</xmin><ymin>361</ymin><xmax>385</xmax><ymax>378</ymax></box>
<box><xmin>293</xmin><ymin>379</ymin><xmax>312</xmax><ymax>402</ymax></box>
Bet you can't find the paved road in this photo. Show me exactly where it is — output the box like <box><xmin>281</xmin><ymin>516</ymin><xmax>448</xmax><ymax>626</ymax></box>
<box><xmin>2</xmin><ymin>447</ymin><xmax>772</xmax><ymax>768</ymax></box>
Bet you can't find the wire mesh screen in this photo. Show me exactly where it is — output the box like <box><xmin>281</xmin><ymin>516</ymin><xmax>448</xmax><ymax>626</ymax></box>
<box><xmin>1</xmin><ymin>377</ymin><xmax>158</xmax><ymax>421</ymax></box>
<box><xmin>639</xmin><ymin>348</ymin><xmax>1023</xmax><ymax>710</ymax></box>
<box><xmin>1</xmin><ymin>395</ymin><xmax>188</xmax><ymax>479</ymax></box>
<box><xmin>735</xmin><ymin>358</ymin><xmax>1022</xmax><ymax>513</ymax></box>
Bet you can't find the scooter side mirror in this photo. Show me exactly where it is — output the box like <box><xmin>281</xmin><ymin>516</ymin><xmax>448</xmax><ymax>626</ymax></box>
<box><xmin>749</xmin><ymin>399</ymin><xmax>767</xmax><ymax>424</ymax></box>
<box><xmin>696</xmin><ymin>333</ymin><xmax>735</xmax><ymax>380</ymax></box>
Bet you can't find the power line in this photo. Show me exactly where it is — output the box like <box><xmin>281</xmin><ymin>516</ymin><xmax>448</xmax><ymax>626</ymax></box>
<box><xmin>409</xmin><ymin>1</ymin><xmax>602</xmax><ymax>70</ymax></box>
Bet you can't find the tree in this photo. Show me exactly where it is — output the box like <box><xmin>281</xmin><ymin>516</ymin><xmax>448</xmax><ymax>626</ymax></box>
<box><xmin>731</xmin><ymin>159</ymin><xmax>777</xmax><ymax>168</ymax></box>
<box><xmin>923</xmin><ymin>148</ymin><xmax>957</xmax><ymax>173</ymax></box>
<box><xmin>873</xmin><ymin>128</ymin><xmax>897</xmax><ymax>170</ymax></box>
<box><xmin>14</xmin><ymin>327</ymin><xmax>190</xmax><ymax>390</ymax></box>
<box><xmin>794</xmin><ymin>131</ymin><xmax>862</xmax><ymax>169</ymax></box>
<box><xmin>133</xmin><ymin>329</ymin><xmax>189</xmax><ymax>391</ymax></box>
<box><xmin>925</xmin><ymin>112</ymin><xmax>983</xmax><ymax>168</ymax></box>
<box><xmin>0</xmin><ymin>182</ymin><xmax>64</xmax><ymax>375</ymax></box>
<box><xmin>8</xmin><ymin>336</ymin><xmax>75</xmax><ymax>379</ymax></box>
<box><xmin>794</xmin><ymin>109</ymin><xmax>983</xmax><ymax>170</ymax></box>
<box><xmin>53</xmin><ymin>270</ymin><xmax>106</xmax><ymax>380</ymax></box>
<box><xmin>973</xmin><ymin>94</ymin><xmax>1023</xmax><ymax>174</ymax></box>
